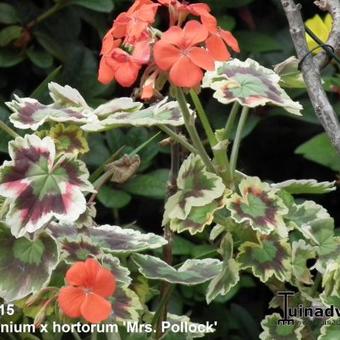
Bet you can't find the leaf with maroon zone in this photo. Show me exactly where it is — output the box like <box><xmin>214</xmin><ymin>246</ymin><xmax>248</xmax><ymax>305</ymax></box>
<box><xmin>202</xmin><ymin>58</ymin><xmax>303</xmax><ymax>115</ymax></box>
<box><xmin>0</xmin><ymin>223</ymin><xmax>59</xmax><ymax>302</ymax></box>
<box><xmin>110</xmin><ymin>287</ymin><xmax>142</xmax><ymax>323</ymax></box>
<box><xmin>101</xmin><ymin>254</ymin><xmax>132</xmax><ymax>288</ymax></box>
<box><xmin>48</xmin><ymin>222</ymin><xmax>167</xmax><ymax>254</ymax></box>
<box><xmin>237</xmin><ymin>233</ymin><xmax>291</xmax><ymax>283</ymax></box>
<box><xmin>0</xmin><ymin>135</ymin><xmax>93</xmax><ymax>237</ymax></box>
<box><xmin>82</xmin><ymin>97</ymin><xmax>185</xmax><ymax>132</ymax></box>
<box><xmin>227</xmin><ymin>176</ymin><xmax>289</xmax><ymax>237</ymax></box>
<box><xmin>163</xmin><ymin>153</ymin><xmax>225</xmax><ymax>226</ymax></box>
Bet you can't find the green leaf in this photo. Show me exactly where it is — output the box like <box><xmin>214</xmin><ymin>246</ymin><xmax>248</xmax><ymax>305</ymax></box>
<box><xmin>132</xmin><ymin>254</ymin><xmax>223</xmax><ymax>285</ymax></box>
<box><xmin>272</xmin><ymin>179</ymin><xmax>336</xmax><ymax>195</ymax></box>
<box><xmin>0</xmin><ymin>48</ymin><xmax>25</xmax><ymax>67</ymax></box>
<box><xmin>123</xmin><ymin>169</ymin><xmax>169</xmax><ymax>199</ymax></box>
<box><xmin>0</xmin><ymin>224</ymin><xmax>59</xmax><ymax>302</ymax></box>
<box><xmin>0</xmin><ymin>3</ymin><xmax>20</xmax><ymax>24</ymax></box>
<box><xmin>0</xmin><ymin>25</ymin><xmax>22</xmax><ymax>47</ymax></box>
<box><xmin>295</xmin><ymin>133</ymin><xmax>340</xmax><ymax>172</ymax></box>
<box><xmin>260</xmin><ymin>313</ymin><xmax>304</xmax><ymax>340</ymax></box>
<box><xmin>235</xmin><ymin>31</ymin><xmax>282</xmax><ymax>53</ymax></box>
<box><xmin>67</xmin><ymin>0</ymin><xmax>114</xmax><ymax>13</ymax></box>
<box><xmin>318</xmin><ymin>317</ymin><xmax>340</xmax><ymax>339</ymax></box>
<box><xmin>291</xmin><ymin>239</ymin><xmax>316</xmax><ymax>285</ymax></box>
<box><xmin>26</xmin><ymin>46</ymin><xmax>53</xmax><ymax>69</ymax></box>
<box><xmin>237</xmin><ymin>234</ymin><xmax>291</xmax><ymax>282</ymax></box>
<box><xmin>98</xmin><ymin>186</ymin><xmax>131</xmax><ymax>209</ymax></box>
<box><xmin>206</xmin><ymin>233</ymin><xmax>240</xmax><ymax>304</ymax></box>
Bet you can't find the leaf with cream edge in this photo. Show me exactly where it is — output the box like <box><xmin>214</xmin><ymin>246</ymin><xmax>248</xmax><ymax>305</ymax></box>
<box><xmin>291</xmin><ymin>239</ymin><xmax>316</xmax><ymax>285</ymax></box>
<box><xmin>259</xmin><ymin>313</ymin><xmax>304</xmax><ymax>340</ymax></box>
<box><xmin>7</xmin><ymin>82</ymin><xmax>94</xmax><ymax>131</ymax></box>
<box><xmin>0</xmin><ymin>223</ymin><xmax>59</xmax><ymax>302</ymax></box>
<box><xmin>202</xmin><ymin>58</ymin><xmax>303</xmax><ymax>115</ymax></box>
<box><xmin>101</xmin><ymin>254</ymin><xmax>132</xmax><ymax>288</ymax></box>
<box><xmin>169</xmin><ymin>198</ymin><xmax>227</xmax><ymax>235</ymax></box>
<box><xmin>318</xmin><ymin>317</ymin><xmax>340</xmax><ymax>339</ymax></box>
<box><xmin>272</xmin><ymin>179</ymin><xmax>336</xmax><ymax>195</ymax></box>
<box><xmin>320</xmin><ymin>262</ymin><xmax>340</xmax><ymax>308</ymax></box>
<box><xmin>132</xmin><ymin>254</ymin><xmax>222</xmax><ymax>285</ymax></box>
<box><xmin>0</xmin><ymin>135</ymin><xmax>93</xmax><ymax>237</ymax></box>
<box><xmin>110</xmin><ymin>287</ymin><xmax>143</xmax><ymax>323</ymax></box>
<box><xmin>237</xmin><ymin>234</ymin><xmax>291</xmax><ymax>282</ymax></box>
<box><xmin>206</xmin><ymin>233</ymin><xmax>240</xmax><ymax>304</ymax></box>
<box><xmin>227</xmin><ymin>176</ymin><xmax>289</xmax><ymax>237</ymax></box>
<box><xmin>286</xmin><ymin>200</ymin><xmax>337</xmax><ymax>273</ymax></box>
<box><xmin>48</xmin><ymin>222</ymin><xmax>167</xmax><ymax>254</ymax></box>
<box><xmin>82</xmin><ymin>97</ymin><xmax>185</xmax><ymax>132</ymax></box>
<box><xmin>163</xmin><ymin>154</ymin><xmax>225</xmax><ymax>225</ymax></box>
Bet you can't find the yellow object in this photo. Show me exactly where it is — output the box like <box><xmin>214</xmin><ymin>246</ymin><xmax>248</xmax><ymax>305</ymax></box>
<box><xmin>305</xmin><ymin>14</ymin><xmax>333</xmax><ymax>53</ymax></box>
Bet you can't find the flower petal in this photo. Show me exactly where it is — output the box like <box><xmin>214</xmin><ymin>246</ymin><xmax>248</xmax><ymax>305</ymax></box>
<box><xmin>169</xmin><ymin>56</ymin><xmax>203</xmax><ymax>88</ymax></box>
<box><xmin>58</xmin><ymin>286</ymin><xmax>85</xmax><ymax>318</ymax></box>
<box><xmin>182</xmin><ymin>20</ymin><xmax>208</xmax><ymax>47</ymax></box>
<box><xmin>114</xmin><ymin>62</ymin><xmax>141</xmax><ymax>87</ymax></box>
<box><xmin>98</xmin><ymin>58</ymin><xmax>115</xmax><ymax>85</ymax></box>
<box><xmin>162</xmin><ymin>26</ymin><xmax>184</xmax><ymax>46</ymax></box>
<box><xmin>188</xmin><ymin>46</ymin><xmax>215</xmax><ymax>70</ymax></box>
<box><xmin>153</xmin><ymin>41</ymin><xmax>181</xmax><ymax>70</ymax></box>
<box><xmin>93</xmin><ymin>266</ymin><xmax>117</xmax><ymax>298</ymax></box>
<box><xmin>219</xmin><ymin>29</ymin><xmax>240</xmax><ymax>53</ymax></box>
<box><xmin>65</xmin><ymin>261</ymin><xmax>89</xmax><ymax>286</ymax></box>
<box><xmin>80</xmin><ymin>293</ymin><xmax>112</xmax><ymax>323</ymax></box>
<box><xmin>206</xmin><ymin>34</ymin><xmax>230</xmax><ymax>61</ymax></box>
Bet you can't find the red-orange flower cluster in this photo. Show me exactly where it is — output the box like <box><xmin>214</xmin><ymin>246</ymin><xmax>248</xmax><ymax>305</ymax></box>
<box><xmin>98</xmin><ymin>0</ymin><xmax>239</xmax><ymax>91</ymax></box>
<box><xmin>58</xmin><ymin>258</ymin><xmax>116</xmax><ymax>324</ymax></box>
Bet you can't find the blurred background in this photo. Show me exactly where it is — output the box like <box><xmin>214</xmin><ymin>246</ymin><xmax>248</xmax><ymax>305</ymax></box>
<box><xmin>0</xmin><ymin>0</ymin><xmax>339</xmax><ymax>338</ymax></box>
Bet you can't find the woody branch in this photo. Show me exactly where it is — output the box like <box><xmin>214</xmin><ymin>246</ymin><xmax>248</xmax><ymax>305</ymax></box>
<box><xmin>281</xmin><ymin>0</ymin><xmax>340</xmax><ymax>155</ymax></box>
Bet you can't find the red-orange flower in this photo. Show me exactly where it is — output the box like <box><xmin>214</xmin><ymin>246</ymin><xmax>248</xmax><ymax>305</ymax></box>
<box><xmin>98</xmin><ymin>38</ymin><xmax>151</xmax><ymax>87</ymax></box>
<box><xmin>58</xmin><ymin>258</ymin><xmax>116</xmax><ymax>324</ymax></box>
<box><xmin>153</xmin><ymin>20</ymin><xmax>215</xmax><ymax>88</ymax></box>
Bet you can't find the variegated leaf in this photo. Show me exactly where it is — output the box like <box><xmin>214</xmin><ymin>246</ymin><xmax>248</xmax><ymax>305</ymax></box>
<box><xmin>237</xmin><ymin>234</ymin><xmax>291</xmax><ymax>282</ymax></box>
<box><xmin>163</xmin><ymin>154</ymin><xmax>225</xmax><ymax>225</ymax></box>
<box><xmin>48</xmin><ymin>223</ymin><xmax>167</xmax><ymax>253</ymax></box>
<box><xmin>169</xmin><ymin>198</ymin><xmax>226</xmax><ymax>235</ymax></box>
<box><xmin>287</xmin><ymin>200</ymin><xmax>337</xmax><ymax>273</ymax></box>
<box><xmin>227</xmin><ymin>176</ymin><xmax>289</xmax><ymax>237</ymax></box>
<box><xmin>272</xmin><ymin>179</ymin><xmax>336</xmax><ymax>195</ymax></box>
<box><xmin>0</xmin><ymin>135</ymin><xmax>93</xmax><ymax>237</ymax></box>
<box><xmin>82</xmin><ymin>98</ymin><xmax>185</xmax><ymax>131</ymax></box>
<box><xmin>260</xmin><ymin>313</ymin><xmax>304</xmax><ymax>340</ymax></box>
<box><xmin>291</xmin><ymin>239</ymin><xmax>316</xmax><ymax>285</ymax></box>
<box><xmin>7</xmin><ymin>90</ymin><xmax>93</xmax><ymax>131</ymax></box>
<box><xmin>206</xmin><ymin>233</ymin><xmax>240</xmax><ymax>304</ymax></box>
<box><xmin>318</xmin><ymin>317</ymin><xmax>340</xmax><ymax>339</ymax></box>
<box><xmin>132</xmin><ymin>254</ymin><xmax>222</xmax><ymax>285</ymax></box>
<box><xmin>111</xmin><ymin>287</ymin><xmax>143</xmax><ymax>323</ymax></box>
<box><xmin>202</xmin><ymin>58</ymin><xmax>303</xmax><ymax>115</ymax></box>
<box><xmin>0</xmin><ymin>223</ymin><xmax>59</xmax><ymax>302</ymax></box>
<box><xmin>320</xmin><ymin>262</ymin><xmax>340</xmax><ymax>307</ymax></box>
<box><xmin>101</xmin><ymin>254</ymin><xmax>132</xmax><ymax>288</ymax></box>
<box><xmin>93</xmin><ymin>97</ymin><xmax>143</xmax><ymax>118</ymax></box>
<box><xmin>48</xmin><ymin>124</ymin><xmax>89</xmax><ymax>155</ymax></box>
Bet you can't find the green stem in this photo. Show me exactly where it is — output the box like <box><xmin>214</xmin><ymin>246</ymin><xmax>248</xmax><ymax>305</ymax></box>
<box><xmin>91</xmin><ymin>330</ymin><xmax>97</xmax><ymax>340</ymax></box>
<box><xmin>175</xmin><ymin>87</ymin><xmax>215</xmax><ymax>173</ymax></box>
<box><xmin>72</xmin><ymin>331</ymin><xmax>82</xmax><ymax>340</ymax></box>
<box><xmin>189</xmin><ymin>89</ymin><xmax>216</xmax><ymax>147</ymax></box>
<box><xmin>158</xmin><ymin>124</ymin><xmax>197</xmax><ymax>154</ymax></box>
<box><xmin>27</xmin><ymin>2</ymin><xmax>68</xmax><ymax>28</ymax></box>
<box><xmin>229</xmin><ymin>106</ymin><xmax>249</xmax><ymax>179</ymax></box>
<box><xmin>0</xmin><ymin>120</ymin><xmax>19</xmax><ymax>139</ymax></box>
<box><xmin>225</xmin><ymin>102</ymin><xmax>240</xmax><ymax>139</ymax></box>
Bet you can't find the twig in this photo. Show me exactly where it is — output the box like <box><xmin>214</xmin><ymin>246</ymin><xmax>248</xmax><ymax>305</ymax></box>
<box><xmin>313</xmin><ymin>0</ymin><xmax>340</xmax><ymax>69</ymax></box>
<box><xmin>281</xmin><ymin>0</ymin><xmax>340</xmax><ymax>155</ymax></box>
